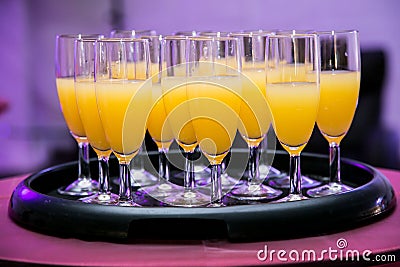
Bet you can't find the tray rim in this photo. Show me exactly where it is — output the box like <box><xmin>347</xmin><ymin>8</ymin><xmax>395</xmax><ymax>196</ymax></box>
<box><xmin>8</xmin><ymin>151</ymin><xmax>397</xmax><ymax>241</ymax></box>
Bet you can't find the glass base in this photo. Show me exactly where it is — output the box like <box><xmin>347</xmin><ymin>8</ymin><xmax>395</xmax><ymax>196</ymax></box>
<box><xmin>164</xmin><ymin>189</ymin><xmax>209</xmax><ymax>207</ymax></box>
<box><xmin>196</xmin><ymin>173</ymin><xmax>241</xmax><ymax>190</ymax></box>
<box><xmin>274</xmin><ymin>193</ymin><xmax>308</xmax><ymax>202</ymax></box>
<box><xmin>229</xmin><ymin>183</ymin><xmax>283</xmax><ymax>201</ymax></box>
<box><xmin>267</xmin><ymin>175</ymin><xmax>321</xmax><ymax>189</ymax></box>
<box><xmin>79</xmin><ymin>192</ymin><xmax>119</xmax><ymax>205</ymax></box>
<box><xmin>142</xmin><ymin>182</ymin><xmax>181</xmax><ymax>199</ymax></box>
<box><xmin>259</xmin><ymin>165</ymin><xmax>281</xmax><ymax>177</ymax></box>
<box><xmin>307</xmin><ymin>182</ymin><xmax>353</xmax><ymax>197</ymax></box>
<box><xmin>57</xmin><ymin>178</ymin><xmax>99</xmax><ymax>196</ymax></box>
<box><xmin>117</xmin><ymin>199</ymin><xmax>141</xmax><ymax>207</ymax></box>
<box><xmin>173</xmin><ymin>165</ymin><xmax>211</xmax><ymax>181</ymax></box>
<box><xmin>112</xmin><ymin>170</ymin><xmax>158</xmax><ymax>188</ymax></box>
<box><xmin>221</xmin><ymin>173</ymin><xmax>242</xmax><ymax>190</ymax></box>
<box><xmin>207</xmin><ymin>202</ymin><xmax>226</xmax><ymax>208</ymax></box>
<box><xmin>131</xmin><ymin>170</ymin><xmax>158</xmax><ymax>187</ymax></box>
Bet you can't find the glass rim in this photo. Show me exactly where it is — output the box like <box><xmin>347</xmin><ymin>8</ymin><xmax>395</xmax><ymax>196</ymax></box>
<box><xmin>312</xmin><ymin>29</ymin><xmax>359</xmax><ymax>35</ymax></box>
<box><xmin>110</xmin><ymin>29</ymin><xmax>157</xmax><ymax>35</ymax></box>
<box><xmin>275</xmin><ymin>29</ymin><xmax>315</xmax><ymax>34</ymax></box>
<box><xmin>188</xmin><ymin>36</ymin><xmax>239</xmax><ymax>42</ymax></box>
<box><xmin>164</xmin><ymin>35</ymin><xmax>189</xmax><ymax>40</ymax></box>
<box><xmin>140</xmin><ymin>35</ymin><xmax>163</xmax><ymax>40</ymax></box>
<box><xmin>229</xmin><ymin>30</ymin><xmax>275</xmax><ymax>37</ymax></box>
<box><xmin>165</xmin><ymin>35</ymin><xmax>240</xmax><ymax>42</ymax></box>
<box><xmin>198</xmin><ymin>31</ymin><xmax>231</xmax><ymax>37</ymax></box>
<box><xmin>96</xmin><ymin>37</ymin><xmax>149</xmax><ymax>43</ymax></box>
<box><xmin>75</xmin><ymin>38</ymin><xmax>99</xmax><ymax>43</ymax></box>
<box><xmin>172</xmin><ymin>30</ymin><xmax>200</xmax><ymax>36</ymax></box>
<box><xmin>56</xmin><ymin>33</ymin><xmax>104</xmax><ymax>39</ymax></box>
<box><xmin>268</xmin><ymin>33</ymin><xmax>318</xmax><ymax>39</ymax></box>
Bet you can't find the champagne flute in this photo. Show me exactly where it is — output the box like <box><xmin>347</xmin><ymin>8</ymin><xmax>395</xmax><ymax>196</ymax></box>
<box><xmin>192</xmin><ymin>30</ymin><xmax>241</xmax><ymax>190</ymax></box>
<box><xmin>95</xmin><ymin>38</ymin><xmax>152</xmax><ymax>206</ymax></box>
<box><xmin>161</xmin><ymin>36</ymin><xmax>208</xmax><ymax>206</ymax></box>
<box><xmin>307</xmin><ymin>30</ymin><xmax>360</xmax><ymax>197</ymax></box>
<box><xmin>266</xmin><ymin>29</ymin><xmax>322</xmax><ymax>189</ymax></box>
<box><xmin>229</xmin><ymin>31</ymin><xmax>282</xmax><ymax>201</ymax></box>
<box><xmin>55</xmin><ymin>34</ymin><xmax>102</xmax><ymax>196</ymax></box>
<box><xmin>186</xmin><ymin>36</ymin><xmax>242</xmax><ymax>207</ymax></box>
<box><xmin>171</xmin><ymin>30</ymin><xmax>213</xmax><ymax>185</ymax></box>
<box><xmin>141</xmin><ymin>35</ymin><xmax>181</xmax><ymax>198</ymax></box>
<box><xmin>74</xmin><ymin>39</ymin><xmax>119</xmax><ymax>205</ymax></box>
<box><xmin>109</xmin><ymin>30</ymin><xmax>158</xmax><ymax>188</ymax></box>
<box><xmin>265</xmin><ymin>33</ymin><xmax>320</xmax><ymax>201</ymax></box>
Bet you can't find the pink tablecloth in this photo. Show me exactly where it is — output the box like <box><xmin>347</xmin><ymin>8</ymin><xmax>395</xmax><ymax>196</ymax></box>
<box><xmin>0</xmin><ymin>169</ymin><xmax>399</xmax><ymax>266</ymax></box>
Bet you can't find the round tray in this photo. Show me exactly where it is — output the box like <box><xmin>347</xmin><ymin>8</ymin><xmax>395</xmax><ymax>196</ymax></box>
<box><xmin>8</xmin><ymin>150</ymin><xmax>396</xmax><ymax>242</ymax></box>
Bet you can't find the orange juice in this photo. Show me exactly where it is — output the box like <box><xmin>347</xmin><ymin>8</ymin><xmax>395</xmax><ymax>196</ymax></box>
<box><xmin>317</xmin><ymin>71</ymin><xmax>360</xmax><ymax>143</ymax></box>
<box><xmin>56</xmin><ymin>77</ymin><xmax>86</xmax><ymax>139</ymax></box>
<box><xmin>96</xmin><ymin>80</ymin><xmax>152</xmax><ymax>162</ymax></box>
<box><xmin>75</xmin><ymin>80</ymin><xmax>110</xmax><ymax>153</ymax></box>
<box><xmin>147</xmin><ymin>83</ymin><xmax>174</xmax><ymax>148</ymax></box>
<box><xmin>266</xmin><ymin>82</ymin><xmax>319</xmax><ymax>154</ymax></box>
<box><xmin>161</xmin><ymin>76</ymin><xmax>197</xmax><ymax>151</ymax></box>
<box><xmin>186</xmin><ymin>76</ymin><xmax>241</xmax><ymax>164</ymax></box>
<box><xmin>238</xmin><ymin>68</ymin><xmax>271</xmax><ymax>145</ymax></box>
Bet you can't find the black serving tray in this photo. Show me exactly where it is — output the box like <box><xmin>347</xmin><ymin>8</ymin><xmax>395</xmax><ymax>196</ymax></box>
<box><xmin>8</xmin><ymin>150</ymin><xmax>396</xmax><ymax>242</ymax></box>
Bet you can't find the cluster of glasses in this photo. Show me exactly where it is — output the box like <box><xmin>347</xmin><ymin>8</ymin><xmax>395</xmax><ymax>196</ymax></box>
<box><xmin>55</xmin><ymin>29</ymin><xmax>360</xmax><ymax>207</ymax></box>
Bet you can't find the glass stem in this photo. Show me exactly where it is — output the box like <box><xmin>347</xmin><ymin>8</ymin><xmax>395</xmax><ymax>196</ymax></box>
<box><xmin>248</xmin><ymin>144</ymin><xmax>261</xmax><ymax>186</ymax></box>
<box><xmin>184</xmin><ymin>151</ymin><xmax>195</xmax><ymax>190</ymax></box>
<box><xmin>289</xmin><ymin>154</ymin><xmax>302</xmax><ymax>196</ymax></box>
<box><xmin>119</xmin><ymin>163</ymin><xmax>132</xmax><ymax>202</ymax></box>
<box><xmin>329</xmin><ymin>143</ymin><xmax>341</xmax><ymax>184</ymax></box>
<box><xmin>98</xmin><ymin>155</ymin><xmax>110</xmax><ymax>194</ymax></box>
<box><xmin>158</xmin><ymin>148</ymin><xmax>170</xmax><ymax>182</ymax></box>
<box><xmin>210</xmin><ymin>164</ymin><xmax>222</xmax><ymax>206</ymax></box>
<box><xmin>78</xmin><ymin>141</ymin><xmax>91</xmax><ymax>180</ymax></box>
<box><xmin>138</xmin><ymin>146</ymin><xmax>145</xmax><ymax>172</ymax></box>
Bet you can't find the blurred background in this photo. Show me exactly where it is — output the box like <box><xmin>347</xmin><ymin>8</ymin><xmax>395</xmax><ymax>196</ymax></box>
<box><xmin>0</xmin><ymin>0</ymin><xmax>399</xmax><ymax>178</ymax></box>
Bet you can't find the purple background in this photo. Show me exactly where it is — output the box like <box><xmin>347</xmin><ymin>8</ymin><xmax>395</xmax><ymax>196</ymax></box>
<box><xmin>0</xmin><ymin>0</ymin><xmax>399</xmax><ymax>176</ymax></box>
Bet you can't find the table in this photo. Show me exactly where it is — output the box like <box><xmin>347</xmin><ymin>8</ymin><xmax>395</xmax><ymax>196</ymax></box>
<box><xmin>0</xmin><ymin>169</ymin><xmax>399</xmax><ymax>266</ymax></box>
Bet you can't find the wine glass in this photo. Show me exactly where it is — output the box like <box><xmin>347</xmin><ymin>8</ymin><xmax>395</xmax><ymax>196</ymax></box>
<box><xmin>55</xmin><ymin>34</ymin><xmax>102</xmax><ymax>196</ymax></box>
<box><xmin>307</xmin><ymin>30</ymin><xmax>360</xmax><ymax>197</ymax></box>
<box><xmin>74</xmin><ymin>38</ymin><xmax>119</xmax><ymax>205</ymax></box>
<box><xmin>185</xmin><ymin>36</ymin><xmax>243</xmax><ymax>207</ymax></box>
<box><xmin>95</xmin><ymin>38</ymin><xmax>152</xmax><ymax>206</ymax></box>
<box><xmin>140</xmin><ymin>35</ymin><xmax>181</xmax><ymax>198</ymax></box>
<box><xmin>161</xmin><ymin>36</ymin><xmax>208</xmax><ymax>206</ymax></box>
<box><xmin>265</xmin><ymin>33</ymin><xmax>320</xmax><ymax>201</ymax></box>
<box><xmin>228</xmin><ymin>31</ymin><xmax>282</xmax><ymax>201</ymax></box>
